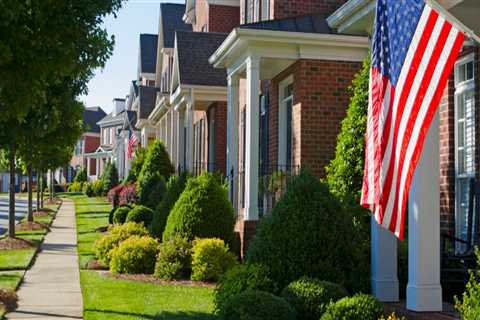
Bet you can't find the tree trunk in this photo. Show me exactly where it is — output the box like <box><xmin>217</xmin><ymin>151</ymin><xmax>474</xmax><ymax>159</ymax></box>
<box><xmin>40</xmin><ymin>171</ymin><xmax>44</xmax><ymax>209</ymax></box>
<box><xmin>27</xmin><ymin>164</ymin><xmax>33</xmax><ymax>222</ymax></box>
<box><xmin>36</xmin><ymin>169</ymin><xmax>40</xmax><ymax>211</ymax></box>
<box><xmin>8</xmin><ymin>144</ymin><xmax>15</xmax><ymax>238</ymax></box>
<box><xmin>49</xmin><ymin>170</ymin><xmax>53</xmax><ymax>202</ymax></box>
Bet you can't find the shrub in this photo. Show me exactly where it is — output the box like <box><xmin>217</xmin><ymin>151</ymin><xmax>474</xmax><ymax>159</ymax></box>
<box><xmin>113</xmin><ymin>205</ymin><xmax>132</xmax><ymax>224</ymax></box>
<box><xmin>91</xmin><ymin>180</ymin><xmax>104</xmax><ymax>197</ymax></box>
<box><xmin>83</xmin><ymin>182</ymin><xmax>94</xmax><ymax>197</ymax></box>
<box><xmin>281</xmin><ymin>277</ymin><xmax>348</xmax><ymax>319</ymax></box>
<box><xmin>137</xmin><ymin>171</ymin><xmax>166</xmax><ymax>209</ymax></box>
<box><xmin>455</xmin><ymin>249</ymin><xmax>480</xmax><ymax>319</ymax></box>
<box><xmin>150</xmin><ymin>172</ymin><xmax>190</xmax><ymax>239</ymax></box>
<box><xmin>126</xmin><ymin>205</ymin><xmax>154</xmax><ymax>226</ymax></box>
<box><xmin>214</xmin><ymin>263</ymin><xmax>276</xmax><ymax>313</ymax></box>
<box><xmin>220</xmin><ymin>290</ymin><xmax>296</xmax><ymax>320</ymax></box>
<box><xmin>246</xmin><ymin>170</ymin><xmax>367</xmax><ymax>292</ymax></box>
<box><xmin>163</xmin><ymin>172</ymin><xmax>235</xmax><ymax>245</ymax></box>
<box><xmin>191</xmin><ymin>238</ymin><xmax>237</xmax><ymax>282</ymax></box>
<box><xmin>109</xmin><ymin>235</ymin><xmax>159</xmax><ymax>274</ymax></box>
<box><xmin>138</xmin><ymin>140</ymin><xmax>174</xmax><ymax>182</ymax></box>
<box><xmin>119</xmin><ymin>183</ymin><xmax>138</xmax><ymax>206</ymax></box>
<box><xmin>125</xmin><ymin>147</ymin><xmax>146</xmax><ymax>183</ymax></box>
<box><xmin>101</xmin><ymin>162</ymin><xmax>119</xmax><ymax>194</ymax></box>
<box><xmin>107</xmin><ymin>184</ymin><xmax>125</xmax><ymax>208</ymax></box>
<box><xmin>154</xmin><ymin>236</ymin><xmax>192</xmax><ymax>280</ymax></box>
<box><xmin>320</xmin><ymin>294</ymin><xmax>383</xmax><ymax>320</ymax></box>
<box><xmin>74</xmin><ymin>168</ymin><xmax>88</xmax><ymax>183</ymax></box>
<box><xmin>68</xmin><ymin>181</ymin><xmax>83</xmax><ymax>192</ymax></box>
<box><xmin>93</xmin><ymin>222</ymin><xmax>149</xmax><ymax>265</ymax></box>
<box><xmin>379</xmin><ymin>313</ymin><xmax>407</xmax><ymax>320</ymax></box>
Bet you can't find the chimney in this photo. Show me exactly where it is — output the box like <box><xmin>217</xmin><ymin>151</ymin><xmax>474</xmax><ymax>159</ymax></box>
<box><xmin>113</xmin><ymin>98</ymin><xmax>126</xmax><ymax>116</ymax></box>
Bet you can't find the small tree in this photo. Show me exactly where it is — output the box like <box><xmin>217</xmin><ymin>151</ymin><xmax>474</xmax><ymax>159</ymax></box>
<box><xmin>125</xmin><ymin>147</ymin><xmax>146</xmax><ymax>183</ymax></box>
<box><xmin>102</xmin><ymin>162</ymin><xmax>119</xmax><ymax>194</ymax></box>
<box><xmin>139</xmin><ymin>141</ymin><xmax>174</xmax><ymax>182</ymax></box>
<box><xmin>74</xmin><ymin>168</ymin><xmax>88</xmax><ymax>183</ymax></box>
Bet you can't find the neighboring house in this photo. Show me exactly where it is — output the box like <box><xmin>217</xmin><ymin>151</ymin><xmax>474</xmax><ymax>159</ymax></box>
<box><xmin>70</xmin><ymin>106</ymin><xmax>107</xmax><ymax>180</ymax></box>
<box><xmin>209</xmin><ymin>0</ymin><xmax>369</xmax><ymax>255</ymax></box>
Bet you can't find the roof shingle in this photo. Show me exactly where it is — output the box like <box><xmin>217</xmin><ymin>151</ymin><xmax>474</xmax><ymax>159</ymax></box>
<box><xmin>139</xmin><ymin>34</ymin><xmax>158</xmax><ymax>74</ymax></box>
<box><xmin>160</xmin><ymin>3</ymin><xmax>192</xmax><ymax>48</ymax></box>
<box><xmin>240</xmin><ymin>14</ymin><xmax>334</xmax><ymax>34</ymax></box>
<box><xmin>138</xmin><ymin>86</ymin><xmax>158</xmax><ymax>120</ymax></box>
<box><xmin>83</xmin><ymin>107</ymin><xmax>107</xmax><ymax>133</ymax></box>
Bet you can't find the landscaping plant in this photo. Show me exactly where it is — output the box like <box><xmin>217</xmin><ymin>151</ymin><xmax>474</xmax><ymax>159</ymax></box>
<box><xmin>125</xmin><ymin>147</ymin><xmax>146</xmax><ymax>183</ymax></box>
<box><xmin>74</xmin><ymin>168</ymin><xmax>88</xmax><ymax>183</ymax></box>
<box><xmin>101</xmin><ymin>162</ymin><xmax>119</xmax><ymax>195</ymax></box>
<box><xmin>154</xmin><ymin>236</ymin><xmax>192</xmax><ymax>280</ymax></box>
<box><xmin>138</xmin><ymin>140</ymin><xmax>174</xmax><ymax>182</ymax></box>
<box><xmin>163</xmin><ymin>172</ymin><xmax>235</xmax><ymax>245</ymax></box>
<box><xmin>214</xmin><ymin>263</ymin><xmax>276</xmax><ymax>313</ymax></box>
<box><xmin>126</xmin><ymin>205</ymin><xmax>154</xmax><ymax>226</ymax></box>
<box><xmin>109</xmin><ymin>235</ymin><xmax>159</xmax><ymax>274</ymax></box>
<box><xmin>220</xmin><ymin>290</ymin><xmax>296</xmax><ymax>320</ymax></box>
<box><xmin>107</xmin><ymin>184</ymin><xmax>125</xmax><ymax>208</ymax></box>
<box><xmin>137</xmin><ymin>171</ymin><xmax>167</xmax><ymax>209</ymax></box>
<box><xmin>67</xmin><ymin>181</ymin><xmax>83</xmax><ymax>193</ymax></box>
<box><xmin>150</xmin><ymin>172</ymin><xmax>190</xmax><ymax>239</ymax></box>
<box><xmin>112</xmin><ymin>205</ymin><xmax>132</xmax><ymax>224</ymax></box>
<box><xmin>455</xmin><ymin>249</ymin><xmax>480</xmax><ymax>319</ymax></box>
<box><xmin>94</xmin><ymin>222</ymin><xmax>149</xmax><ymax>265</ymax></box>
<box><xmin>281</xmin><ymin>277</ymin><xmax>348</xmax><ymax>319</ymax></box>
<box><xmin>191</xmin><ymin>238</ymin><xmax>237</xmax><ymax>282</ymax></box>
<box><xmin>320</xmin><ymin>294</ymin><xmax>383</xmax><ymax>320</ymax></box>
<box><xmin>246</xmin><ymin>170</ymin><xmax>369</xmax><ymax>292</ymax></box>
<box><xmin>119</xmin><ymin>183</ymin><xmax>138</xmax><ymax>206</ymax></box>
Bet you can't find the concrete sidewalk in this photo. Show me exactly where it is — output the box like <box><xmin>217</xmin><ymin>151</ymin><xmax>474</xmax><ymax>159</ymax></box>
<box><xmin>6</xmin><ymin>199</ymin><xmax>83</xmax><ymax>320</ymax></box>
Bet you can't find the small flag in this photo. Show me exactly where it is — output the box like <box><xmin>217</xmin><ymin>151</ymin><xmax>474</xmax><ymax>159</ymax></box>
<box><xmin>127</xmin><ymin>131</ymin><xmax>138</xmax><ymax>160</ymax></box>
<box><xmin>361</xmin><ymin>0</ymin><xmax>465</xmax><ymax>239</ymax></box>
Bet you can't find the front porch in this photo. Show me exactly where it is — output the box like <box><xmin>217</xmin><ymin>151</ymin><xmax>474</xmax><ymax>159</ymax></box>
<box><xmin>84</xmin><ymin>147</ymin><xmax>113</xmax><ymax>181</ymax></box>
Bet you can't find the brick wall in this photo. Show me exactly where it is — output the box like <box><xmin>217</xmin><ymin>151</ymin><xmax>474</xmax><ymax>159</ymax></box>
<box><xmin>210</xmin><ymin>102</ymin><xmax>228</xmax><ymax>175</ymax></box>
<box><xmin>273</xmin><ymin>0</ymin><xmax>347</xmax><ymax>19</ymax></box>
<box><xmin>84</xmin><ymin>135</ymin><xmax>100</xmax><ymax>153</ymax></box>
<box><xmin>209</xmin><ymin>5</ymin><xmax>240</xmax><ymax>33</ymax></box>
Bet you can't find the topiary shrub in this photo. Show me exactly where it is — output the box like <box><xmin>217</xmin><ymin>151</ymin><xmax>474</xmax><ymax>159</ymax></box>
<box><xmin>137</xmin><ymin>171</ymin><xmax>166</xmax><ymax>209</ymax></box>
<box><xmin>109</xmin><ymin>235</ymin><xmax>159</xmax><ymax>274</ymax></box>
<box><xmin>163</xmin><ymin>172</ymin><xmax>235</xmax><ymax>245</ymax></box>
<box><xmin>154</xmin><ymin>236</ymin><xmax>192</xmax><ymax>280</ymax></box>
<box><xmin>281</xmin><ymin>277</ymin><xmax>348</xmax><ymax>319</ymax></box>
<box><xmin>113</xmin><ymin>205</ymin><xmax>132</xmax><ymax>224</ymax></box>
<box><xmin>220</xmin><ymin>290</ymin><xmax>296</xmax><ymax>320</ymax></box>
<box><xmin>138</xmin><ymin>140</ymin><xmax>174</xmax><ymax>182</ymax></box>
<box><xmin>74</xmin><ymin>168</ymin><xmax>88</xmax><ymax>183</ymax></box>
<box><xmin>126</xmin><ymin>205</ymin><xmax>154</xmax><ymax>226</ymax></box>
<box><xmin>455</xmin><ymin>249</ymin><xmax>480</xmax><ymax>319</ymax></box>
<box><xmin>214</xmin><ymin>263</ymin><xmax>276</xmax><ymax>313</ymax></box>
<box><xmin>119</xmin><ymin>183</ymin><xmax>138</xmax><ymax>206</ymax></box>
<box><xmin>93</xmin><ymin>222</ymin><xmax>149</xmax><ymax>265</ymax></box>
<box><xmin>246</xmin><ymin>170</ymin><xmax>367</xmax><ymax>292</ymax></box>
<box><xmin>150</xmin><ymin>172</ymin><xmax>190</xmax><ymax>239</ymax></box>
<box><xmin>320</xmin><ymin>294</ymin><xmax>383</xmax><ymax>320</ymax></box>
<box><xmin>191</xmin><ymin>238</ymin><xmax>237</xmax><ymax>282</ymax></box>
<box><xmin>125</xmin><ymin>147</ymin><xmax>146</xmax><ymax>183</ymax></box>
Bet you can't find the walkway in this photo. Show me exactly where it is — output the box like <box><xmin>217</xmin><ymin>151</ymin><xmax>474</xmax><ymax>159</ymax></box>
<box><xmin>6</xmin><ymin>199</ymin><xmax>83</xmax><ymax>320</ymax></box>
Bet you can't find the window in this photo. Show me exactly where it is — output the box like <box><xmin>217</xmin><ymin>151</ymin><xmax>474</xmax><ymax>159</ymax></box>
<box><xmin>278</xmin><ymin>76</ymin><xmax>294</xmax><ymax>169</ymax></box>
<box><xmin>110</xmin><ymin>127</ymin><xmax>114</xmax><ymax>144</ymax></box>
<box><xmin>261</xmin><ymin>0</ymin><xmax>270</xmax><ymax>21</ymax></box>
<box><xmin>74</xmin><ymin>139</ymin><xmax>83</xmax><ymax>155</ymax></box>
<box><xmin>455</xmin><ymin>54</ymin><xmax>475</xmax><ymax>245</ymax></box>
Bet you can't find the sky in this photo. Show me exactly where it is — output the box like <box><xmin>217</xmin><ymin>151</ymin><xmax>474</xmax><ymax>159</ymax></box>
<box><xmin>80</xmin><ymin>0</ymin><xmax>183</xmax><ymax>113</ymax></box>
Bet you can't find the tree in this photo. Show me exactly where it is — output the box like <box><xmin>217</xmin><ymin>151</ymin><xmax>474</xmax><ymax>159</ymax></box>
<box><xmin>101</xmin><ymin>162</ymin><xmax>119</xmax><ymax>194</ymax></box>
<box><xmin>139</xmin><ymin>141</ymin><xmax>174</xmax><ymax>182</ymax></box>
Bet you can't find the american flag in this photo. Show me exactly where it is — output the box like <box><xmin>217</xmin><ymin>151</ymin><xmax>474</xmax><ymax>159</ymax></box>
<box><xmin>361</xmin><ymin>0</ymin><xmax>465</xmax><ymax>239</ymax></box>
<box><xmin>127</xmin><ymin>130</ymin><xmax>138</xmax><ymax>160</ymax></box>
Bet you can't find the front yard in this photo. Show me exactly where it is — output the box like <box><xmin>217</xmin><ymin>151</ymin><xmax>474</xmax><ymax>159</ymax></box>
<box><xmin>72</xmin><ymin>194</ymin><xmax>217</xmax><ymax>320</ymax></box>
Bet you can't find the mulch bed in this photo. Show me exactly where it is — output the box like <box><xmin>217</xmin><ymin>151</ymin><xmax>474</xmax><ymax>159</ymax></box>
<box><xmin>86</xmin><ymin>259</ymin><xmax>108</xmax><ymax>271</ymax></box>
<box><xmin>33</xmin><ymin>210</ymin><xmax>53</xmax><ymax>218</ymax></box>
<box><xmin>95</xmin><ymin>226</ymin><xmax>109</xmax><ymax>233</ymax></box>
<box><xmin>15</xmin><ymin>221</ymin><xmax>50</xmax><ymax>232</ymax></box>
<box><xmin>0</xmin><ymin>237</ymin><xmax>35</xmax><ymax>250</ymax></box>
<box><xmin>0</xmin><ymin>289</ymin><xmax>18</xmax><ymax>312</ymax></box>
<box><xmin>103</xmin><ymin>272</ymin><xmax>216</xmax><ymax>288</ymax></box>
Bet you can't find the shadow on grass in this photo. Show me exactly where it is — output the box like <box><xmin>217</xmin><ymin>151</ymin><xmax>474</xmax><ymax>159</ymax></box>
<box><xmin>77</xmin><ymin>212</ymin><xmax>109</xmax><ymax>217</ymax></box>
<box><xmin>85</xmin><ymin>309</ymin><xmax>218</xmax><ymax>320</ymax></box>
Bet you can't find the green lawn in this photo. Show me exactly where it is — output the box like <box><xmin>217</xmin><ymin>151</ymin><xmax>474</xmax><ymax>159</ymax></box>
<box><xmin>0</xmin><ymin>249</ymin><xmax>36</xmax><ymax>271</ymax></box>
<box><xmin>71</xmin><ymin>195</ymin><xmax>217</xmax><ymax>320</ymax></box>
<box><xmin>0</xmin><ymin>271</ymin><xmax>23</xmax><ymax>290</ymax></box>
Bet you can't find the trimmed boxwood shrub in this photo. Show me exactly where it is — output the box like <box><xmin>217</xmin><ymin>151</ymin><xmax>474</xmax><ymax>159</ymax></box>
<box><xmin>113</xmin><ymin>205</ymin><xmax>132</xmax><ymax>224</ymax></box>
<box><xmin>154</xmin><ymin>236</ymin><xmax>192</xmax><ymax>280</ymax></box>
<box><xmin>93</xmin><ymin>222</ymin><xmax>149</xmax><ymax>265</ymax></box>
<box><xmin>246</xmin><ymin>170</ymin><xmax>366</xmax><ymax>292</ymax></box>
<box><xmin>281</xmin><ymin>277</ymin><xmax>348</xmax><ymax>319</ymax></box>
<box><xmin>220</xmin><ymin>290</ymin><xmax>296</xmax><ymax>320</ymax></box>
<box><xmin>150</xmin><ymin>172</ymin><xmax>189</xmax><ymax>239</ymax></box>
<box><xmin>137</xmin><ymin>171</ymin><xmax>166</xmax><ymax>209</ymax></box>
<box><xmin>138</xmin><ymin>140</ymin><xmax>174</xmax><ymax>182</ymax></box>
<box><xmin>320</xmin><ymin>294</ymin><xmax>383</xmax><ymax>320</ymax></box>
<box><xmin>191</xmin><ymin>238</ymin><xmax>237</xmax><ymax>281</ymax></box>
<box><xmin>109</xmin><ymin>235</ymin><xmax>159</xmax><ymax>274</ymax></box>
<box><xmin>214</xmin><ymin>263</ymin><xmax>276</xmax><ymax>313</ymax></box>
<box><xmin>163</xmin><ymin>172</ymin><xmax>235</xmax><ymax>245</ymax></box>
<box><xmin>126</xmin><ymin>205</ymin><xmax>154</xmax><ymax>226</ymax></box>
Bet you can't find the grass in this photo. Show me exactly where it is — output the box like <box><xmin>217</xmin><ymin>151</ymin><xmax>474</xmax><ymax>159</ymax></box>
<box><xmin>71</xmin><ymin>195</ymin><xmax>218</xmax><ymax>320</ymax></box>
<box><xmin>81</xmin><ymin>271</ymin><xmax>216</xmax><ymax>320</ymax></box>
<box><xmin>0</xmin><ymin>271</ymin><xmax>23</xmax><ymax>290</ymax></box>
<box><xmin>0</xmin><ymin>249</ymin><xmax>36</xmax><ymax>271</ymax></box>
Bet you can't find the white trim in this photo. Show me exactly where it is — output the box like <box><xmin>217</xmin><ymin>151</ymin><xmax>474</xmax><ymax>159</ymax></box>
<box><xmin>206</xmin><ymin>0</ymin><xmax>239</xmax><ymax>7</ymax></box>
<box><xmin>278</xmin><ymin>75</ymin><xmax>293</xmax><ymax>167</ymax></box>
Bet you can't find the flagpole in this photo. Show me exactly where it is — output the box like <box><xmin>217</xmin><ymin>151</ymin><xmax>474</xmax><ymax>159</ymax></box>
<box><xmin>427</xmin><ymin>0</ymin><xmax>480</xmax><ymax>44</ymax></box>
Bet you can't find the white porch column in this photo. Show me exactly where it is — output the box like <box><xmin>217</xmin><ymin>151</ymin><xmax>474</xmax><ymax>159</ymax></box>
<box><xmin>186</xmin><ymin>93</ymin><xmax>194</xmax><ymax>171</ymax></box>
<box><xmin>371</xmin><ymin>221</ymin><xmax>399</xmax><ymax>301</ymax></box>
<box><xmin>166</xmin><ymin>112</ymin><xmax>172</xmax><ymax>155</ymax></box>
<box><xmin>406</xmin><ymin>112</ymin><xmax>442</xmax><ymax>311</ymax></box>
<box><xmin>244</xmin><ymin>56</ymin><xmax>260</xmax><ymax>221</ymax></box>
<box><xmin>177</xmin><ymin>107</ymin><xmax>186</xmax><ymax>170</ymax></box>
<box><xmin>227</xmin><ymin>73</ymin><xmax>240</xmax><ymax>202</ymax></box>
<box><xmin>86</xmin><ymin>158</ymin><xmax>91</xmax><ymax>179</ymax></box>
<box><xmin>171</xmin><ymin>110</ymin><xmax>178</xmax><ymax>167</ymax></box>
<box><xmin>95</xmin><ymin>158</ymin><xmax>100</xmax><ymax>180</ymax></box>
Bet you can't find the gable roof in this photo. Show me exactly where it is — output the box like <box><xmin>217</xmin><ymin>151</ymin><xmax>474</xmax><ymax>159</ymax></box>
<box><xmin>139</xmin><ymin>34</ymin><xmax>158</xmax><ymax>74</ymax></box>
<box><xmin>83</xmin><ymin>107</ymin><xmax>107</xmax><ymax>133</ymax></box>
<box><xmin>160</xmin><ymin>3</ymin><xmax>192</xmax><ymax>48</ymax></box>
<box><xmin>138</xmin><ymin>86</ymin><xmax>158</xmax><ymax>120</ymax></box>
<box><xmin>176</xmin><ymin>31</ymin><xmax>228</xmax><ymax>87</ymax></box>
<box><xmin>241</xmin><ymin>13</ymin><xmax>334</xmax><ymax>34</ymax></box>
<box><xmin>97</xmin><ymin>110</ymin><xmax>127</xmax><ymax>127</ymax></box>
<box><xmin>123</xmin><ymin>110</ymin><xmax>138</xmax><ymax>131</ymax></box>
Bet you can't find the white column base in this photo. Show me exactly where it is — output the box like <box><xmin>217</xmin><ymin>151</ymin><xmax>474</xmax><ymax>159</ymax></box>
<box><xmin>372</xmin><ymin>279</ymin><xmax>400</xmax><ymax>302</ymax></box>
<box><xmin>406</xmin><ymin>285</ymin><xmax>443</xmax><ymax>312</ymax></box>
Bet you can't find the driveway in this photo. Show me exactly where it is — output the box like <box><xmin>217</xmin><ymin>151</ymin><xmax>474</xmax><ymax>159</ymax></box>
<box><xmin>0</xmin><ymin>196</ymin><xmax>36</xmax><ymax>235</ymax></box>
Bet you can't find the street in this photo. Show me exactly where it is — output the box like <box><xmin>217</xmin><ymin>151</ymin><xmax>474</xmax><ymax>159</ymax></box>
<box><xmin>0</xmin><ymin>196</ymin><xmax>36</xmax><ymax>235</ymax></box>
